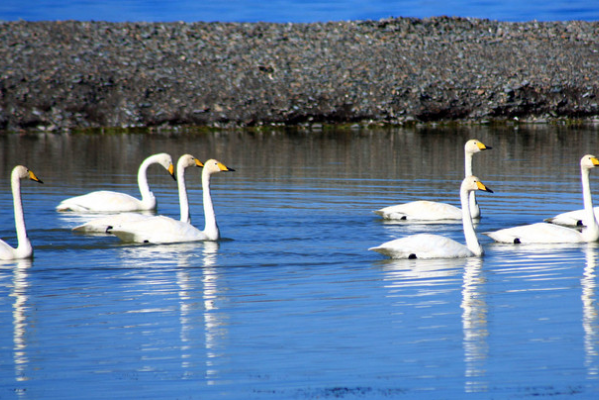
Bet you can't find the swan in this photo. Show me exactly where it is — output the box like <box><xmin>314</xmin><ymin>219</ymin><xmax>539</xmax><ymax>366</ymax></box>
<box><xmin>56</xmin><ymin>153</ymin><xmax>175</xmax><ymax>212</ymax></box>
<box><xmin>111</xmin><ymin>159</ymin><xmax>234</xmax><ymax>244</ymax></box>
<box><xmin>72</xmin><ymin>154</ymin><xmax>203</xmax><ymax>233</ymax></box>
<box><xmin>485</xmin><ymin>154</ymin><xmax>599</xmax><ymax>244</ymax></box>
<box><xmin>0</xmin><ymin>166</ymin><xmax>43</xmax><ymax>260</ymax></box>
<box><xmin>375</xmin><ymin>139</ymin><xmax>491</xmax><ymax>221</ymax></box>
<box><xmin>369</xmin><ymin>176</ymin><xmax>493</xmax><ymax>259</ymax></box>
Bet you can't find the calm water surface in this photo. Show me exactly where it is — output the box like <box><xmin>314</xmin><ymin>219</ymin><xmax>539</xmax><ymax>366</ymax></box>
<box><xmin>1</xmin><ymin>126</ymin><xmax>599</xmax><ymax>399</ymax></box>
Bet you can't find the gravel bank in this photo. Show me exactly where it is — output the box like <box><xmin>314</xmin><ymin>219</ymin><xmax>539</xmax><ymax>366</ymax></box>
<box><xmin>1</xmin><ymin>17</ymin><xmax>599</xmax><ymax>132</ymax></box>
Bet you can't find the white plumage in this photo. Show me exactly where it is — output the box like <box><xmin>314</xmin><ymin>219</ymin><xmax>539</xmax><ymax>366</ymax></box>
<box><xmin>56</xmin><ymin>153</ymin><xmax>175</xmax><ymax>212</ymax></box>
<box><xmin>111</xmin><ymin>159</ymin><xmax>234</xmax><ymax>244</ymax></box>
<box><xmin>369</xmin><ymin>176</ymin><xmax>493</xmax><ymax>259</ymax></box>
<box><xmin>0</xmin><ymin>166</ymin><xmax>43</xmax><ymax>260</ymax></box>
<box><xmin>375</xmin><ymin>139</ymin><xmax>491</xmax><ymax>221</ymax></box>
<box><xmin>485</xmin><ymin>154</ymin><xmax>599</xmax><ymax>244</ymax></box>
<box><xmin>72</xmin><ymin>154</ymin><xmax>203</xmax><ymax>233</ymax></box>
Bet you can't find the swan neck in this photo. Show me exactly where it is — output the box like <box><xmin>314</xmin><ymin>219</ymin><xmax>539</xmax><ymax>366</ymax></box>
<box><xmin>461</xmin><ymin>186</ymin><xmax>483</xmax><ymax>256</ymax></box>
<box><xmin>137</xmin><ymin>158</ymin><xmax>154</xmax><ymax>206</ymax></box>
<box><xmin>12</xmin><ymin>172</ymin><xmax>30</xmax><ymax>255</ymax></box>
<box><xmin>177</xmin><ymin>163</ymin><xmax>190</xmax><ymax>223</ymax></box>
<box><xmin>202</xmin><ymin>170</ymin><xmax>219</xmax><ymax>240</ymax></box>
<box><xmin>464</xmin><ymin>151</ymin><xmax>474</xmax><ymax>177</ymax></box>
<box><xmin>581</xmin><ymin>167</ymin><xmax>599</xmax><ymax>240</ymax></box>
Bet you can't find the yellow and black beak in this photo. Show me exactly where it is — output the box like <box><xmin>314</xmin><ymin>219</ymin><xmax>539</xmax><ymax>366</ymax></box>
<box><xmin>28</xmin><ymin>170</ymin><xmax>43</xmax><ymax>184</ymax></box>
<box><xmin>476</xmin><ymin>180</ymin><xmax>493</xmax><ymax>193</ymax></box>
<box><xmin>218</xmin><ymin>162</ymin><xmax>235</xmax><ymax>172</ymax></box>
<box><xmin>196</xmin><ymin>159</ymin><xmax>204</xmax><ymax>168</ymax></box>
<box><xmin>168</xmin><ymin>163</ymin><xmax>176</xmax><ymax>181</ymax></box>
<box><xmin>478</xmin><ymin>141</ymin><xmax>492</xmax><ymax>151</ymax></box>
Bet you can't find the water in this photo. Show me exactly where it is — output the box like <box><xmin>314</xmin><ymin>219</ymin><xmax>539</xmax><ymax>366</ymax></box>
<box><xmin>1</xmin><ymin>0</ymin><xmax>599</xmax><ymax>23</ymax></box>
<box><xmin>1</xmin><ymin>125</ymin><xmax>599</xmax><ymax>399</ymax></box>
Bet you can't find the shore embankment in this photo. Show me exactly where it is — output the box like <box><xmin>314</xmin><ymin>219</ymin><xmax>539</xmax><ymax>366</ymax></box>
<box><xmin>1</xmin><ymin>17</ymin><xmax>599</xmax><ymax>132</ymax></box>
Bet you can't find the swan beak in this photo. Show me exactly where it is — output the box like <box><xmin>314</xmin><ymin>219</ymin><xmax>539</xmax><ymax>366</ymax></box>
<box><xmin>478</xmin><ymin>141</ymin><xmax>492</xmax><ymax>151</ymax></box>
<box><xmin>476</xmin><ymin>180</ymin><xmax>493</xmax><ymax>193</ymax></box>
<box><xmin>218</xmin><ymin>162</ymin><xmax>235</xmax><ymax>172</ymax></box>
<box><xmin>195</xmin><ymin>159</ymin><xmax>204</xmax><ymax>168</ymax></box>
<box><xmin>168</xmin><ymin>163</ymin><xmax>176</xmax><ymax>181</ymax></box>
<box><xmin>592</xmin><ymin>157</ymin><xmax>599</xmax><ymax>166</ymax></box>
<box><xmin>28</xmin><ymin>170</ymin><xmax>43</xmax><ymax>184</ymax></box>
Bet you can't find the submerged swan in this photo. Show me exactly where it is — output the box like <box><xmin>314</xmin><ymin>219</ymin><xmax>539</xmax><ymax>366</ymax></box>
<box><xmin>56</xmin><ymin>153</ymin><xmax>175</xmax><ymax>213</ymax></box>
<box><xmin>375</xmin><ymin>139</ymin><xmax>491</xmax><ymax>221</ymax></box>
<box><xmin>72</xmin><ymin>155</ymin><xmax>203</xmax><ymax>233</ymax></box>
<box><xmin>0</xmin><ymin>166</ymin><xmax>43</xmax><ymax>260</ymax></box>
<box><xmin>485</xmin><ymin>154</ymin><xmax>599</xmax><ymax>244</ymax></box>
<box><xmin>369</xmin><ymin>176</ymin><xmax>493</xmax><ymax>259</ymax></box>
<box><xmin>111</xmin><ymin>159</ymin><xmax>234</xmax><ymax>244</ymax></box>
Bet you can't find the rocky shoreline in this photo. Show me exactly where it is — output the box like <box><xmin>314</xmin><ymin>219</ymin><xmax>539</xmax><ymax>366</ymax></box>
<box><xmin>1</xmin><ymin>17</ymin><xmax>599</xmax><ymax>132</ymax></box>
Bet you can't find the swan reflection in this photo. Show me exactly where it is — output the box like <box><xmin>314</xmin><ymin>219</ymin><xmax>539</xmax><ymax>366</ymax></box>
<box><xmin>5</xmin><ymin>258</ymin><xmax>33</xmax><ymax>389</ymax></box>
<box><xmin>461</xmin><ymin>257</ymin><xmax>488</xmax><ymax>393</ymax></box>
<box><xmin>582</xmin><ymin>244</ymin><xmax>599</xmax><ymax>378</ymax></box>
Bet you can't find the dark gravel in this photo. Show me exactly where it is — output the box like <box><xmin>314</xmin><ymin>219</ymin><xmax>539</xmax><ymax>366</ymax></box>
<box><xmin>1</xmin><ymin>17</ymin><xmax>599</xmax><ymax>132</ymax></box>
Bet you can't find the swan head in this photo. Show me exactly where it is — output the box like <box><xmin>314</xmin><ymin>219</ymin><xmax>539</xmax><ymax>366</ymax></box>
<box><xmin>13</xmin><ymin>165</ymin><xmax>43</xmax><ymax>184</ymax></box>
<box><xmin>581</xmin><ymin>154</ymin><xmax>599</xmax><ymax>170</ymax></box>
<box><xmin>203</xmin><ymin>159</ymin><xmax>235</xmax><ymax>175</ymax></box>
<box><xmin>464</xmin><ymin>139</ymin><xmax>491</xmax><ymax>155</ymax></box>
<box><xmin>178</xmin><ymin>154</ymin><xmax>204</xmax><ymax>169</ymax></box>
<box><xmin>153</xmin><ymin>153</ymin><xmax>176</xmax><ymax>180</ymax></box>
<box><xmin>462</xmin><ymin>175</ymin><xmax>493</xmax><ymax>194</ymax></box>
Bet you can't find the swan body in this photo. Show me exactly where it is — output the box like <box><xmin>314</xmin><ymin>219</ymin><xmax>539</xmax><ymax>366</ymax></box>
<box><xmin>485</xmin><ymin>154</ymin><xmax>599</xmax><ymax>244</ymax></box>
<box><xmin>0</xmin><ymin>166</ymin><xmax>43</xmax><ymax>260</ymax></box>
<box><xmin>375</xmin><ymin>139</ymin><xmax>491</xmax><ymax>221</ymax></box>
<box><xmin>369</xmin><ymin>176</ymin><xmax>493</xmax><ymax>259</ymax></box>
<box><xmin>56</xmin><ymin>153</ymin><xmax>175</xmax><ymax>213</ymax></box>
<box><xmin>72</xmin><ymin>155</ymin><xmax>203</xmax><ymax>233</ymax></box>
<box><xmin>112</xmin><ymin>159</ymin><xmax>234</xmax><ymax>244</ymax></box>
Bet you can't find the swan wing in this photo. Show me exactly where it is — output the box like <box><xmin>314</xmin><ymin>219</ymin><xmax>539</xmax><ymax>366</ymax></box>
<box><xmin>72</xmin><ymin>213</ymin><xmax>152</xmax><ymax>233</ymax></box>
<box><xmin>111</xmin><ymin>216</ymin><xmax>208</xmax><ymax>244</ymax></box>
<box><xmin>484</xmin><ymin>222</ymin><xmax>585</xmax><ymax>244</ymax></box>
<box><xmin>374</xmin><ymin>201</ymin><xmax>463</xmax><ymax>221</ymax></box>
<box><xmin>369</xmin><ymin>233</ymin><xmax>473</xmax><ymax>259</ymax></box>
<box><xmin>544</xmin><ymin>207</ymin><xmax>599</xmax><ymax>227</ymax></box>
<box><xmin>56</xmin><ymin>191</ymin><xmax>149</xmax><ymax>213</ymax></box>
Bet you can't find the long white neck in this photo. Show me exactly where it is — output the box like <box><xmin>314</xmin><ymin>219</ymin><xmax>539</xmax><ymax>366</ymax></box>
<box><xmin>12</xmin><ymin>172</ymin><xmax>32</xmax><ymax>258</ymax></box>
<box><xmin>581</xmin><ymin>166</ymin><xmax>599</xmax><ymax>241</ymax></box>
<box><xmin>464</xmin><ymin>151</ymin><xmax>480</xmax><ymax>219</ymax></box>
<box><xmin>177</xmin><ymin>162</ymin><xmax>191</xmax><ymax>224</ymax></box>
<box><xmin>202</xmin><ymin>170</ymin><xmax>219</xmax><ymax>241</ymax></box>
<box><xmin>460</xmin><ymin>186</ymin><xmax>483</xmax><ymax>256</ymax></box>
<box><xmin>137</xmin><ymin>157</ymin><xmax>156</xmax><ymax>209</ymax></box>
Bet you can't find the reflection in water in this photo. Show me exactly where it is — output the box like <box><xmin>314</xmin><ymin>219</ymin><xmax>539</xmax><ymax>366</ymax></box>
<box><xmin>8</xmin><ymin>259</ymin><xmax>33</xmax><ymax>389</ymax></box>
<box><xmin>461</xmin><ymin>257</ymin><xmax>488</xmax><ymax>393</ymax></box>
<box><xmin>582</xmin><ymin>244</ymin><xmax>599</xmax><ymax>379</ymax></box>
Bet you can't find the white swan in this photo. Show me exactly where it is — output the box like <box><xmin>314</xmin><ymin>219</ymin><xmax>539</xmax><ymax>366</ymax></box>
<box><xmin>369</xmin><ymin>176</ymin><xmax>493</xmax><ymax>259</ymax></box>
<box><xmin>72</xmin><ymin>154</ymin><xmax>203</xmax><ymax>233</ymax></box>
<box><xmin>111</xmin><ymin>159</ymin><xmax>234</xmax><ymax>244</ymax></box>
<box><xmin>485</xmin><ymin>154</ymin><xmax>599</xmax><ymax>244</ymax></box>
<box><xmin>56</xmin><ymin>153</ymin><xmax>175</xmax><ymax>213</ymax></box>
<box><xmin>0</xmin><ymin>166</ymin><xmax>43</xmax><ymax>260</ymax></box>
<box><xmin>375</xmin><ymin>139</ymin><xmax>491</xmax><ymax>221</ymax></box>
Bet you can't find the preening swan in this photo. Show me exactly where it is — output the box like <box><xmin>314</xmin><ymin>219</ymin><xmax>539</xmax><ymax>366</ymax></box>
<box><xmin>56</xmin><ymin>153</ymin><xmax>175</xmax><ymax>212</ymax></box>
<box><xmin>375</xmin><ymin>139</ymin><xmax>491</xmax><ymax>221</ymax></box>
<box><xmin>369</xmin><ymin>176</ymin><xmax>493</xmax><ymax>259</ymax></box>
<box><xmin>111</xmin><ymin>159</ymin><xmax>234</xmax><ymax>244</ymax></box>
<box><xmin>485</xmin><ymin>154</ymin><xmax>599</xmax><ymax>244</ymax></box>
<box><xmin>0</xmin><ymin>166</ymin><xmax>43</xmax><ymax>260</ymax></box>
<box><xmin>72</xmin><ymin>155</ymin><xmax>203</xmax><ymax>233</ymax></box>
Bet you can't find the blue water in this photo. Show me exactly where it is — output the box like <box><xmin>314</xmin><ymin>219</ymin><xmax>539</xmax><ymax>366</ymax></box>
<box><xmin>0</xmin><ymin>0</ymin><xmax>598</xmax><ymax>23</ymax></box>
